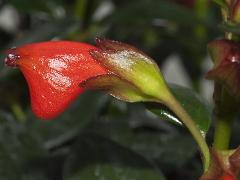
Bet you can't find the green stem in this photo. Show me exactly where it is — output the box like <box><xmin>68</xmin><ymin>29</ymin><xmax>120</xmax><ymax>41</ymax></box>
<box><xmin>11</xmin><ymin>103</ymin><xmax>26</xmax><ymax>123</ymax></box>
<box><xmin>210</xmin><ymin>1</ymin><xmax>235</xmax><ymax>151</ymax></box>
<box><xmin>194</xmin><ymin>0</ymin><xmax>208</xmax><ymax>40</ymax></box>
<box><xmin>74</xmin><ymin>0</ymin><xmax>88</xmax><ymax>19</ymax></box>
<box><xmin>212</xmin><ymin>84</ymin><xmax>237</xmax><ymax>150</ymax></box>
<box><xmin>213</xmin><ymin>115</ymin><xmax>233</xmax><ymax>150</ymax></box>
<box><xmin>161</xmin><ymin>92</ymin><xmax>210</xmax><ymax>172</ymax></box>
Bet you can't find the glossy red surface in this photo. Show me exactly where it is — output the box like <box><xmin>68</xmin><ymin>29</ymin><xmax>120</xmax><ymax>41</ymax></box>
<box><xmin>6</xmin><ymin>41</ymin><xmax>108</xmax><ymax>120</ymax></box>
<box><xmin>220</xmin><ymin>174</ymin><xmax>236</xmax><ymax>180</ymax></box>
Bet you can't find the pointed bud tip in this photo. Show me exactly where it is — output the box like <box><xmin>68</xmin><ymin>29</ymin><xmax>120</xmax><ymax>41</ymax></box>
<box><xmin>89</xmin><ymin>49</ymin><xmax>107</xmax><ymax>63</ymax></box>
<box><xmin>95</xmin><ymin>38</ymin><xmax>124</xmax><ymax>52</ymax></box>
<box><xmin>4</xmin><ymin>47</ymin><xmax>20</xmax><ymax>68</ymax></box>
<box><xmin>95</xmin><ymin>37</ymin><xmax>111</xmax><ymax>50</ymax></box>
<box><xmin>95</xmin><ymin>37</ymin><xmax>103</xmax><ymax>44</ymax></box>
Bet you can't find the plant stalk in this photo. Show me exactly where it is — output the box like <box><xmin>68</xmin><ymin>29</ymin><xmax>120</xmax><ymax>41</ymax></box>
<box><xmin>11</xmin><ymin>103</ymin><xmax>26</xmax><ymax>123</ymax></box>
<box><xmin>213</xmin><ymin>115</ymin><xmax>233</xmax><ymax>150</ymax></box>
<box><xmin>160</xmin><ymin>91</ymin><xmax>210</xmax><ymax>172</ymax></box>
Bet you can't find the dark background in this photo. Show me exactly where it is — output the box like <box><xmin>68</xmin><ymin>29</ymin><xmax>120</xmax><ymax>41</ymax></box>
<box><xmin>0</xmin><ymin>0</ymin><xmax>233</xmax><ymax>179</ymax></box>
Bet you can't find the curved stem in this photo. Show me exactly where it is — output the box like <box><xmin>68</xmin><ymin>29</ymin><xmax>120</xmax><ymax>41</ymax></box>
<box><xmin>194</xmin><ymin>0</ymin><xmax>208</xmax><ymax>40</ymax></box>
<box><xmin>161</xmin><ymin>92</ymin><xmax>210</xmax><ymax>172</ymax></box>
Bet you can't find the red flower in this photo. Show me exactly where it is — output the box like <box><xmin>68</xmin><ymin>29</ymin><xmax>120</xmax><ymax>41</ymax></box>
<box><xmin>200</xmin><ymin>147</ymin><xmax>240</xmax><ymax>180</ymax></box>
<box><xmin>5</xmin><ymin>39</ymin><xmax>169</xmax><ymax>120</ymax></box>
<box><xmin>80</xmin><ymin>38</ymin><xmax>170</xmax><ymax>104</ymax></box>
<box><xmin>220</xmin><ymin>174</ymin><xmax>237</xmax><ymax>180</ymax></box>
<box><xmin>5</xmin><ymin>41</ymin><xmax>108</xmax><ymax>120</ymax></box>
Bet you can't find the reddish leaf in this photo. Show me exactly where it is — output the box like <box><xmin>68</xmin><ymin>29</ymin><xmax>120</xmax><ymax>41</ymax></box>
<box><xmin>230</xmin><ymin>0</ymin><xmax>240</xmax><ymax>22</ymax></box>
<box><xmin>206</xmin><ymin>39</ymin><xmax>240</xmax><ymax>97</ymax></box>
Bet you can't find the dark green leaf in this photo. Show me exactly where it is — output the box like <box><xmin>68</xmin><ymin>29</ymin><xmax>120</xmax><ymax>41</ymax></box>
<box><xmin>8</xmin><ymin>0</ymin><xmax>64</xmax><ymax>14</ymax></box>
<box><xmin>9</xmin><ymin>18</ymin><xmax>79</xmax><ymax>46</ymax></box>
<box><xmin>63</xmin><ymin>133</ymin><xmax>165</xmax><ymax>180</ymax></box>
<box><xmin>147</xmin><ymin>84</ymin><xmax>212</xmax><ymax>137</ymax></box>
<box><xmin>27</xmin><ymin>91</ymin><xmax>108</xmax><ymax>148</ymax></box>
<box><xmin>0</xmin><ymin>111</ymin><xmax>48</xmax><ymax>180</ymax></box>
<box><xmin>219</xmin><ymin>23</ymin><xmax>240</xmax><ymax>35</ymax></box>
<box><xmin>87</xmin><ymin>103</ymin><xmax>199</xmax><ymax>169</ymax></box>
<box><xmin>111</xmin><ymin>0</ymin><xmax>210</xmax><ymax>27</ymax></box>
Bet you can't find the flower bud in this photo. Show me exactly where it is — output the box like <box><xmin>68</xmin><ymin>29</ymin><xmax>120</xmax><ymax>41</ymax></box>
<box><xmin>80</xmin><ymin>38</ymin><xmax>171</xmax><ymax>103</ymax></box>
<box><xmin>206</xmin><ymin>39</ymin><xmax>240</xmax><ymax>98</ymax></box>
<box><xmin>5</xmin><ymin>41</ymin><xmax>108</xmax><ymax>120</ymax></box>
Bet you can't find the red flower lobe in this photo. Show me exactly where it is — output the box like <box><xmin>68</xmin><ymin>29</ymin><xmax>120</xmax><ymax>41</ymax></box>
<box><xmin>5</xmin><ymin>41</ymin><xmax>108</xmax><ymax>120</ymax></box>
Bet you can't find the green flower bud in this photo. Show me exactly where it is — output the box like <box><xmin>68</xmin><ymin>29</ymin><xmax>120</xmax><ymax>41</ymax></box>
<box><xmin>80</xmin><ymin>38</ymin><xmax>171</xmax><ymax>103</ymax></box>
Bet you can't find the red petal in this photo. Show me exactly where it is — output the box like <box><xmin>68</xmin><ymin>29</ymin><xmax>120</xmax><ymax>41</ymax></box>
<box><xmin>6</xmin><ymin>41</ymin><xmax>108</xmax><ymax>120</ymax></box>
<box><xmin>220</xmin><ymin>174</ymin><xmax>237</xmax><ymax>180</ymax></box>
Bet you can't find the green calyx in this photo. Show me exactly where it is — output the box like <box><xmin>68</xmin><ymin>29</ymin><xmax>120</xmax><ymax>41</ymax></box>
<box><xmin>80</xmin><ymin>73</ymin><xmax>153</xmax><ymax>102</ymax></box>
<box><xmin>87</xmin><ymin>38</ymin><xmax>171</xmax><ymax>103</ymax></box>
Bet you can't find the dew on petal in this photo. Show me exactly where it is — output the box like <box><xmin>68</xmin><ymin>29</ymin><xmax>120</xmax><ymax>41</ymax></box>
<box><xmin>45</xmin><ymin>71</ymin><xmax>72</xmax><ymax>91</ymax></box>
<box><xmin>48</xmin><ymin>57</ymin><xmax>68</xmax><ymax>71</ymax></box>
<box><xmin>107</xmin><ymin>50</ymin><xmax>152</xmax><ymax>70</ymax></box>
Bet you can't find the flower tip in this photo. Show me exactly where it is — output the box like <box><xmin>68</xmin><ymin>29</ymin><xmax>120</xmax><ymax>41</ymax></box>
<box><xmin>89</xmin><ymin>48</ymin><xmax>105</xmax><ymax>62</ymax></box>
<box><xmin>95</xmin><ymin>37</ymin><xmax>104</xmax><ymax>45</ymax></box>
<box><xmin>95</xmin><ymin>38</ymin><xmax>123</xmax><ymax>52</ymax></box>
<box><xmin>95</xmin><ymin>37</ymin><xmax>112</xmax><ymax>50</ymax></box>
<box><xmin>4</xmin><ymin>47</ymin><xmax>20</xmax><ymax>67</ymax></box>
<box><xmin>95</xmin><ymin>37</ymin><xmax>112</xmax><ymax>51</ymax></box>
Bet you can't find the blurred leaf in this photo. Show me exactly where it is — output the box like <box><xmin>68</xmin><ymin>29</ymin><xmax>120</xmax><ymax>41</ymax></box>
<box><xmin>147</xmin><ymin>84</ymin><xmax>212</xmax><ymax>137</ymax></box>
<box><xmin>8</xmin><ymin>18</ymin><xmax>79</xmax><ymax>46</ymax></box>
<box><xmin>23</xmin><ymin>153</ymin><xmax>65</xmax><ymax>180</ymax></box>
<box><xmin>219</xmin><ymin>23</ymin><xmax>240</xmax><ymax>35</ymax></box>
<box><xmin>0</xmin><ymin>111</ymin><xmax>48</xmax><ymax>179</ymax></box>
<box><xmin>110</xmin><ymin>0</ymin><xmax>210</xmax><ymax>27</ymax></box>
<box><xmin>63</xmin><ymin>133</ymin><xmax>165</xmax><ymax>180</ymax></box>
<box><xmin>8</xmin><ymin>0</ymin><xmax>64</xmax><ymax>14</ymax></box>
<box><xmin>213</xmin><ymin>0</ymin><xmax>227</xmax><ymax>8</ymax></box>
<box><xmin>86</xmin><ymin>104</ymin><xmax>199</xmax><ymax>169</ymax></box>
<box><xmin>0</xmin><ymin>91</ymin><xmax>108</xmax><ymax>179</ymax></box>
<box><xmin>26</xmin><ymin>91</ymin><xmax>108</xmax><ymax>148</ymax></box>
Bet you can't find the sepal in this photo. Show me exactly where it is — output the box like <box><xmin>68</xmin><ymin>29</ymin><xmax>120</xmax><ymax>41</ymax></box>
<box><xmin>80</xmin><ymin>74</ymin><xmax>153</xmax><ymax>102</ymax></box>
<box><xmin>200</xmin><ymin>148</ymin><xmax>240</xmax><ymax>180</ymax></box>
<box><xmin>206</xmin><ymin>39</ymin><xmax>240</xmax><ymax>97</ymax></box>
<box><xmin>89</xmin><ymin>38</ymin><xmax>171</xmax><ymax>102</ymax></box>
